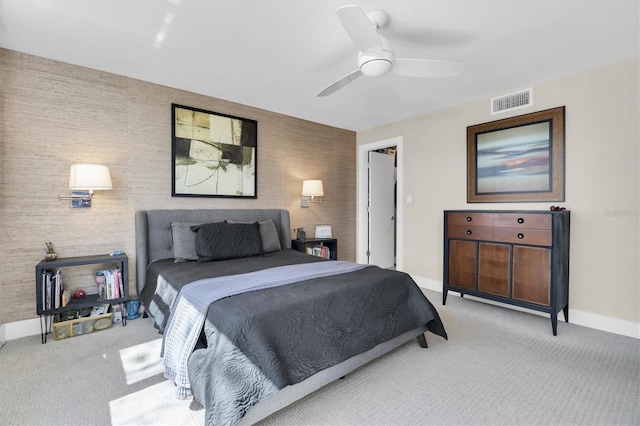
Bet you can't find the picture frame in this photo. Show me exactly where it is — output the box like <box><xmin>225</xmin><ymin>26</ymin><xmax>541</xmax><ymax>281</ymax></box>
<box><xmin>467</xmin><ymin>106</ymin><xmax>565</xmax><ymax>203</ymax></box>
<box><xmin>172</xmin><ymin>104</ymin><xmax>257</xmax><ymax>198</ymax></box>
<box><xmin>314</xmin><ymin>224</ymin><xmax>333</xmax><ymax>239</ymax></box>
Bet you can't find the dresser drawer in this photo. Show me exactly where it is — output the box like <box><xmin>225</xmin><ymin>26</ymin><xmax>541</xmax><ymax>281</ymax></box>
<box><xmin>448</xmin><ymin>225</ymin><xmax>493</xmax><ymax>241</ymax></box>
<box><xmin>447</xmin><ymin>212</ymin><xmax>494</xmax><ymax>227</ymax></box>
<box><xmin>493</xmin><ymin>213</ymin><xmax>551</xmax><ymax>230</ymax></box>
<box><xmin>493</xmin><ymin>227</ymin><xmax>552</xmax><ymax>246</ymax></box>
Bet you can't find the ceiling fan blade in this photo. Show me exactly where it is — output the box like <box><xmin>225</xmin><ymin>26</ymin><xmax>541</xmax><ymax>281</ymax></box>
<box><xmin>336</xmin><ymin>5</ymin><xmax>382</xmax><ymax>57</ymax></box>
<box><xmin>392</xmin><ymin>58</ymin><xmax>464</xmax><ymax>78</ymax></box>
<box><xmin>316</xmin><ymin>69</ymin><xmax>363</xmax><ymax>97</ymax></box>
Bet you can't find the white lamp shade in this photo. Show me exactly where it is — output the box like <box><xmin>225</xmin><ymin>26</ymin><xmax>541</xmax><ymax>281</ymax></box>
<box><xmin>69</xmin><ymin>164</ymin><xmax>112</xmax><ymax>191</ymax></box>
<box><xmin>302</xmin><ymin>180</ymin><xmax>324</xmax><ymax>197</ymax></box>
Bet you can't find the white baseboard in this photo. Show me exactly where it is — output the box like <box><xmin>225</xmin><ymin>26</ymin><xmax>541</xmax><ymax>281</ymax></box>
<box><xmin>412</xmin><ymin>276</ymin><xmax>639</xmax><ymax>340</ymax></box>
<box><xmin>0</xmin><ymin>317</ymin><xmax>42</xmax><ymax>342</ymax></box>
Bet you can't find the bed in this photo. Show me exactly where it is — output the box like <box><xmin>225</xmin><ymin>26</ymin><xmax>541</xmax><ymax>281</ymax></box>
<box><xmin>135</xmin><ymin>209</ymin><xmax>447</xmax><ymax>426</ymax></box>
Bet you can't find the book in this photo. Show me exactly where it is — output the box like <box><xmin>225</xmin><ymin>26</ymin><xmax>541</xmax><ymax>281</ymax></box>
<box><xmin>45</xmin><ymin>271</ymin><xmax>52</xmax><ymax>310</ymax></box>
<box><xmin>61</xmin><ymin>289</ymin><xmax>71</xmax><ymax>307</ymax></box>
<box><xmin>53</xmin><ymin>269</ymin><xmax>62</xmax><ymax>309</ymax></box>
<box><xmin>117</xmin><ymin>269</ymin><xmax>124</xmax><ymax>299</ymax></box>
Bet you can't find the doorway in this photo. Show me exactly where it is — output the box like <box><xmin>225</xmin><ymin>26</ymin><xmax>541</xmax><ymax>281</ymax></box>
<box><xmin>357</xmin><ymin>137</ymin><xmax>404</xmax><ymax>270</ymax></box>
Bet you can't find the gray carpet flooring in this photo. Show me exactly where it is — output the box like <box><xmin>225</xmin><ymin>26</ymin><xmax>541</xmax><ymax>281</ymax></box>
<box><xmin>1</xmin><ymin>289</ymin><xmax>638</xmax><ymax>426</ymax></box>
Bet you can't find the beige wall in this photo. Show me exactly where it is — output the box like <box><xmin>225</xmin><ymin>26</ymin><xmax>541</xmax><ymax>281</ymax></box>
<box><xmin>0</xmin><ymin>49</ymin><xmax>356</xmax><ymax>328</ymax></box>
<box><xmin>358</xmin><ymin>57</ymin><xmax>640</xmax><ymax>336</ymax></box>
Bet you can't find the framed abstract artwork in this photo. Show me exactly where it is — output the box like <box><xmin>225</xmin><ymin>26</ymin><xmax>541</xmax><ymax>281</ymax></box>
<box><xmin>467</xmin><ymin>106</ymin><xmax>565</xmax><ymax>203</ymax></box>
<box><xmin>172</xmin><ymin>104</ymin><xmax>257</xmax><ymax>198</ymax></box>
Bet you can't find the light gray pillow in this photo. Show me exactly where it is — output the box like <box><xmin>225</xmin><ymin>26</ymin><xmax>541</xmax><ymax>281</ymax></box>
<box><xmin>227</xmin><ymin>219</ymin><xmax>282</xmax><ymax>253</ymax></box>
<box><xmin>170</xmin><ymin>222</ymin><xmax>201</xmax><ymax>262</ymax></box>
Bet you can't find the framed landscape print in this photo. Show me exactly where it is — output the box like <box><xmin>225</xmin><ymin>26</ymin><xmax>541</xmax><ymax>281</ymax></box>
<box><xmin>172</xmin><ymin>104</ymin><xmax>257</xmax><ymax>198</ymax></box>
<box><xmin>467</xmin><ymin>106</ymin><xmax>565</xmax><ymax>203</ymax></box>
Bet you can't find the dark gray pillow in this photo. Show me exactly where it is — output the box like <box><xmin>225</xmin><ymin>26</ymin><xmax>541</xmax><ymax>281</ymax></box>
<box><xmin>226</xmin><ymin>219</ymin><xmax>282</xmax><ymax>253</ymax></box>
<box><xmin>170</xmin><ymin>222</ymin><xmax>201</xmax><ymax>263</ymax></box>
<box><xmin>191</xmin><ymin>221</ymin><xmax>263</xmax><ymax>262</ymax></box>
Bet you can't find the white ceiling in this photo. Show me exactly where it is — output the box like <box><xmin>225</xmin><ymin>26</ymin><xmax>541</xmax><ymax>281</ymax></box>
<box><xmin>1</xmin><ymin>1</ymin><xmax>638</xmax><ymax>131</ymax></box>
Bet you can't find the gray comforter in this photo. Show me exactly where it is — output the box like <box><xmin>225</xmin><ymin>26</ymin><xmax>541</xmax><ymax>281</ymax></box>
<box><xmin>141</xmin><ymin>249</ymin><xmax>447</xmax><ymax>426</ymax></box>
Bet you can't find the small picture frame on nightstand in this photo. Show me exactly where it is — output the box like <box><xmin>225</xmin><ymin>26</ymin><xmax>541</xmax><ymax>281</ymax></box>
<box><xmin>314</xmin><ymin>224</ymin><xmax>332</xmax><ymax>239</ymax></box>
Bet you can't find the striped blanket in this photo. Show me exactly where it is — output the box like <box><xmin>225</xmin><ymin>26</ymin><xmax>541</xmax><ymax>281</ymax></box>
<box><xmin>161</xmin><ymin>260</ymin><xmax>369</xmax><ymax>397</ymax></box>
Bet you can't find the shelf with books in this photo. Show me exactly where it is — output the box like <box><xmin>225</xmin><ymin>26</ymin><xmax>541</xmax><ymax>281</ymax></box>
<box><xmin>35</xmin><ymin>253</ymin><xmax>128</xmax><ymax>343</ymax></box>
<box><xmin>291</xmin><ymin>238</ymin><xmax>337</xmax><ymax>260</ymax></box>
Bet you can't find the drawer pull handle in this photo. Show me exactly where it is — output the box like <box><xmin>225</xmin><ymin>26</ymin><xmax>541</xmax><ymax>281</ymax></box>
<box><xmin>466</xmin><ymin>216</ymin><xmax>472</xmax><ymax>222</ymax></box>
<box><xmin>517</xmin><ymin>217</ymin><xmax>524</xmax><ymax>224</ymax></box>
<box><xmin>517</xmin><ymin>233</ymin><xmax>524</xmax><ymax>239</ymax></box>
<box><xmin>466</xmin><ymin>230</ymin><xmax>472</xmax><ymax>235</ymax></box>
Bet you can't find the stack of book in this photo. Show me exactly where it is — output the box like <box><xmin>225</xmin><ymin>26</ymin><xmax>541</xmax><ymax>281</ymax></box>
<box><xmin>96</xmin><ymin>268</ymin><xmax>125</xmax><ymax>300</ymax></box>
<box><xmin>306</xmin><ymin>245</ymin><xmax>332</xmax><ymax>259</ymax></box>
<box><xmin>40</xmin><ymin>269</ymin><xmax>62</xmax><ymax>311</ymax></box>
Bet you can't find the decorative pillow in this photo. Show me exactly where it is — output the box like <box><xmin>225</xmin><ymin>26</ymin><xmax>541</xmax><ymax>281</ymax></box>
<box><xmin>191</xmin><ymin>221</ymin><xmax>263</xmax><ymax>262</ymax></box>
<box><xmin>170</xmin><ymin>222</ymin><xmax>201</xmax><ymax>263</ymax></box>
<box><xmin>227</xmin><ymin>219</ymin><xmax>282</xmax><ymax>253</ymax></box>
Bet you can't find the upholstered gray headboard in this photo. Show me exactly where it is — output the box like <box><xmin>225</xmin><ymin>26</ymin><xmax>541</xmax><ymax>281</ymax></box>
<box><xmin>134</xmin><ymin>209</ymin><xmax>291</xmax><ymax>295</ymax></box>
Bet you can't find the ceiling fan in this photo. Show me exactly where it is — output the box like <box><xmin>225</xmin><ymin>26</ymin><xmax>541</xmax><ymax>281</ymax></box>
<box><xmin>317</xmin><ymin>5</ymin><xmax>464</xmax><ymax>97</ymax></box>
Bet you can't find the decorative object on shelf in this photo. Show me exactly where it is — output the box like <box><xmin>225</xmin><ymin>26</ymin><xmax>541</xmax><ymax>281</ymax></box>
<box><xmin>301</xmin><ymin>179</ymin><xmax>324</xmax><ymax>207</ymax></box>
<box><xmin>73</xmin><ymin>289</ymin><xmax>86</xmax><ymax>299</ymax></box>
<box><xmin>172</xmin><ymin>104</ymin><xmax>257</xmax><ymax>198</ymax></box>
<box><xmin>58</xmin><ymin>164</ymin><xmax>113</xmax><ymax>208</ymax></box>
<box><xmin>549</xmin><ymin>205</ymin><xmax>566</xmax><ymax>211</ymax></box>
<box><xmin>467</xmin><ymin>106</ymin><xmax>565</xmax><ymax>203</ymax></box>
<box><xmin>314</xmin><ymin>224</ymin><xmax>333</xmax><ymax>238</ymax></box>
<box><xmin>294</xmin><ymin>227</ymin><xmax>306</xmax><ymax>240</ymax></box>
<box><xmin>125</xmin><ymin>299</ymin><xmax>141</xmax><ymax>320</ymax></box>
<box><xmin>112</xmin><ymin>304</ymin><xmax>123</xmax><ymax>323</ymax></box>
<box><xmin>43</xmin><ymin>242</ymin><xmax>57</xmax><ymax>261</ymax></box>
<box><xmin>95</xmin><ymin>273</ymin><xmax>106</xmax><ymax>301</ymax></box>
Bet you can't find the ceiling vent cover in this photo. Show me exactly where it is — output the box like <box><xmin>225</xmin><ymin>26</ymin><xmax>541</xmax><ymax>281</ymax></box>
<box><xmin>491</xmin><ymin>88</ymin><xmax>533</xmax><ymax>114</ymax></box>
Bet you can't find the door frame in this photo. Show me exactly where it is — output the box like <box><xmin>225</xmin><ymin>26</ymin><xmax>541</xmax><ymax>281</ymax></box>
<box><xmin>357</xmin><ymin>136</ymin><xmax>404</xmax><ymax>270</ymax></box>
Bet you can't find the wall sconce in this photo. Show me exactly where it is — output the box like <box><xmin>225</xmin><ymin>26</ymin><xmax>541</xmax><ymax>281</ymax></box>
<box><xmin>301</xmin><ymin>179</ymin><xmax>323</xmax><ymax>208</ymax></box>
<box><xmin>58</xmin><ymin>164</ymin><xmax>112</xmax><ymax>208</ymax></box>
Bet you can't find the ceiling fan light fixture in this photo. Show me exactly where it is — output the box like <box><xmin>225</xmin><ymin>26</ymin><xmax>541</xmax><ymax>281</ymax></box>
<box><xmin>360</xmin><ymin>58</ymin><xmax>392</xmax><ymax>77</ymax></box>
<box><xmin>358</xmin><ymin>38</ymin><xmax>393</xmax><ymax>77</ymax></box>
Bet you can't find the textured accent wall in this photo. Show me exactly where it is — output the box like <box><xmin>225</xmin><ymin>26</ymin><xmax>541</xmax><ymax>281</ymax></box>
<box><xmin>0</xmin><ymin>49</ymin><xmax>356</xmax><ymax>325</ymax></box>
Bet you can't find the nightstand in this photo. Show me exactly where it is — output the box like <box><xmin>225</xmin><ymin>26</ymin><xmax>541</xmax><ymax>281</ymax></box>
<box><xmin>35</xmin><ymin>253</ymin><xmax>129</xmax><ymax>343</ymax></box>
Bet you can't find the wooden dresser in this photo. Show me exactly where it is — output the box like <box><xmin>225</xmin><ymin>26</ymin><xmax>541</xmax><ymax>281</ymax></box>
<box><xmin>443</xmin><ymin>210</ymin><xmax>570</xmax><ymax>335</ymax></box>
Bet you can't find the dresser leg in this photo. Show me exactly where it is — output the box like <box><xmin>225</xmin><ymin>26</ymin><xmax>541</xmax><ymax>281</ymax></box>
<box><xmin>443</xmin><ymin>289</ymin><xmax>448</xmax><ymax>305</ymax></box>
<box><xmin>563</xmin><ymin>304</ymin><xmax>569</xmax><ymax>323</ymax></box>
<box><xmin>551</xmin><ymin>311</ymin><xmax>558</xmax><ymax>336</ymax></box>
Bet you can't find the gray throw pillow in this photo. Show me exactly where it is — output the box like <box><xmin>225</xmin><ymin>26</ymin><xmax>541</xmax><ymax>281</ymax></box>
<box><xmin>227</xmin><ymin>219</ymin><xmax>282</xmax><ymax>253</ymax></box>
<box><xmin>191</xmin><ymin>221</ymin><xmax>263</xmax><ymax>262</ymax></box>
<box><xmin>170</xmin><ymin>222</ymin><xmax>201</xmax><ymax>263</ymax></box>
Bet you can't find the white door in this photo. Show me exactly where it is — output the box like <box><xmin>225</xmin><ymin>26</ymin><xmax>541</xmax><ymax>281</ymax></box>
<box><xmin>368</xmin><ymin>151</ymin><xmax>395</xmax><ymax>268</ymax></box>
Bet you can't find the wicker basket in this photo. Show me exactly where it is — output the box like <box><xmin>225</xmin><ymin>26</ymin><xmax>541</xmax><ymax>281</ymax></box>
<box><xmin>53</xmin><ymin>312</ymin><xmax>113</xmax><ymax>340</ymax></box>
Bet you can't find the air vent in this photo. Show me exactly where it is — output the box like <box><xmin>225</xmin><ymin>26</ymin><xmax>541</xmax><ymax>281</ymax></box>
<box><xmin>491</xmin><ymin>88</ymin><xmax>533</xmax><ymax>114</ymax></box>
